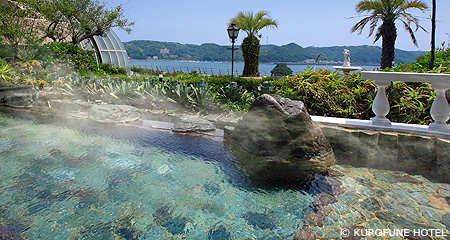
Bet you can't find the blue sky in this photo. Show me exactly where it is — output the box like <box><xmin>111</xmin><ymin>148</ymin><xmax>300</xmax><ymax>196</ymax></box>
<box><xmin>110</xmin><ymin>0</ymin><xmax>450</xmax><ymax>51</ymax></box>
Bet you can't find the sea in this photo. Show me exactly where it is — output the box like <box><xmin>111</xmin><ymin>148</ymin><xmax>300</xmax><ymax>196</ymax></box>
<box><xmin>130</xmin><ymin>60</ymin><xmax>379</xmax><ymax>76</ymax></box>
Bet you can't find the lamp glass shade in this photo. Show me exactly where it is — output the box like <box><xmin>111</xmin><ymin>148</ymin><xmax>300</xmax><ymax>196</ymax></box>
<box><xmin>227</xmin><ymin>23</ymin><xmax>239</xmax><ymax>39</ymax></box>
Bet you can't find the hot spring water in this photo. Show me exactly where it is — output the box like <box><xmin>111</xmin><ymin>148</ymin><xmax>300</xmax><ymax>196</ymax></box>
<box><xmin>0</xmin><ymin>109</ymin><xmax>449</xmax><ymax>239</ymax></box>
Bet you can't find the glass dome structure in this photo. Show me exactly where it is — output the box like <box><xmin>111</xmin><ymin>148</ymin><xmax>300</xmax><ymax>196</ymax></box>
<box><xmin>79</xmin><ymin>30</ymin><xmax>130</xmax><ymax>74</ymax></box>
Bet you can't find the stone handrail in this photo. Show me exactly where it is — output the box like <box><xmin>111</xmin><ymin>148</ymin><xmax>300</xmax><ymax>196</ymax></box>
<box><xmin>361</xmin><ymin>71</ymin><xmax>450</xmax><ymax>131</ymax></box>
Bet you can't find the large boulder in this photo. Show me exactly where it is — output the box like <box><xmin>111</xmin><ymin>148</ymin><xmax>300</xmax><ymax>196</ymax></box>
<box><xmin>1</xmin><ymin>93</ymin><xmax>33</xmax><ymax>108</ymax></box>
<box><xmin>172</xmin><ymin>114</ymin><xmax>216</xmax><ymax>133</ymax></box>
<box><xmin>227</xmin><ymin>94</ymin><xmax>335</xmax><ymax>183</ymax></box>
<box><xmin>88</xmin><ymin>104</ymin><xmax>141</xmax><ymax>123</ymax></box>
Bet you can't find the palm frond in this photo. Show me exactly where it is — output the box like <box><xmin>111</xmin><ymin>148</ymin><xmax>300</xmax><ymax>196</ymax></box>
<box><xmin>352</xmin><ymin>17</ymin><xmax>371</xmax><ymax>34</ymax></box>
<box><xmin>399</xmin><ymin>18</ymin><xmax>419</xmax><ymax>46</ymax></box>
<box><xmin>399</xmin><ymin>0</ymin><xmax>428</xmax><ymax>12</ymax></box>
<box><xmin>374</xmin><ymin>26</ymin><xmax>383</xmax><ymax>43</ymax></box>
<box><xmin>229</xmin><ymin>10</ymin><xmax>278</xmax><ymax>38</ymax></box>
<box><xmin>356</xmin><ymin>0</ymin><xmax>381</xmax><ymax>13</ymax></box>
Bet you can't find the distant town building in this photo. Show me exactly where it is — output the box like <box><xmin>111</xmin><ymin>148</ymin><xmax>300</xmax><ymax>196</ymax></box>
<box><xmin>160</xmin><ymin>48</ymin><xmax>170</xmax><ymax>54</ymax></box>
<box><xmin>152</xmin><ymin>56</ymin><xmax>159</xmax><ymax>60</ymax></box>
<box><xmin>303</xmin><ymin>59</ymin><xmax>316</xmax><ymax>64</ymax></box>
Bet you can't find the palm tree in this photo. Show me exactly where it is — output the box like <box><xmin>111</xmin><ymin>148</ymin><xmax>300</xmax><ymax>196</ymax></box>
<box><xmin>351</xmin><ymin>0</ymin><xmax>428</xmax><ymax>69</ymax></box>
<box><xmin>229</xmin><ymin>10</ymin><xmax>278</xmax><ymax>76</ymax></box>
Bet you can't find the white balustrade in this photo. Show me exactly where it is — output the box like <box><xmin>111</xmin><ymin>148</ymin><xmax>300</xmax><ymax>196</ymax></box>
<box><xmin>361</xmin><ymin>71</ymin><xmax>450</xmax><ymax>131</ymax></box>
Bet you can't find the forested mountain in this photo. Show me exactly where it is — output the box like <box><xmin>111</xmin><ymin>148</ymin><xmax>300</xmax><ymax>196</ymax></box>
<box><xmin>124</xmin><ymin>40</ymin><xmax>424</xmax><ymax>65</ymax></box>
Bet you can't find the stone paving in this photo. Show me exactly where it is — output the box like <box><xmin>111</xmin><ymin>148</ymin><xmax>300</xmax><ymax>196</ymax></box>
<box><xmin>296</xmin><ymin>165</ymin><xmax>450</xmax><ymax>240</ymax></box>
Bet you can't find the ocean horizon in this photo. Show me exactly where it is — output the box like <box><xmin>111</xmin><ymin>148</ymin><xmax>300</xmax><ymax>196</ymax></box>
<box><xmin>130</xmin><ymin>60</ymin><xmax>379</xmax><ymax>76</ymax></box>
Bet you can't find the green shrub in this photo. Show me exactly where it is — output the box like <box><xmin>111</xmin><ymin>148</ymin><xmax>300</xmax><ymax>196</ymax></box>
<box><xmin>0</xmin><ymin>58</ymin><xmax>14</xmax><ymax>86</ymax></box>
<box><xmin>99</xmin><ymin>63</ymin><xmax>127</xmax><ymax>75</ymax></box>
<box><xmin>386</xmin><ymin>82</ymin><xmax>434</xmax><ymax>125</ymax></box>
<box><xmin>35</xmin><ymin>42</ymin><xmax>97</xmax><ymax>74</ymax></box>
<box><xmin>279</xmin><ymin>67</ymin><xmax>376</xmax><ymax>119</ymax></box>
<box><xmin>49</xmin><ymin>59</ymin><xmax>445</xmax><ymax>125</ymax></box>
<box><xmin>385</xmin><ymin>42</ymin><xmax>450</xmax><ymax>73</ymax></box>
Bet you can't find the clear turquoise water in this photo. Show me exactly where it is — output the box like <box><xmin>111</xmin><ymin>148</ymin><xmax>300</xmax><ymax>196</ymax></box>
<box><xmin>0</xmin><ymin>111</ymin><xmax>314</xmax><ymax>239</ymax></box>
<box><xmin>1</xmin><ymin>110</ymin><xmax>450</xmax><ymax>240</ymax></box>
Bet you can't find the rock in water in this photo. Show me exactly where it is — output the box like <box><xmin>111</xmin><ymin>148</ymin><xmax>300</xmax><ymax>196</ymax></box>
<box><xmin>88</xmin><ymin>105</ymin><xmax>141</xmax><ymax>123</ymax></box>
<box><xmin>227</xmin><ymin>94</ymin><xmax>335</xmax><ymax>183</ymax></box>
<box><xmin>2</xmin><ymin>93</ymin><xmax>33</xmax><ymax>108</ymax></box>
<box><xmin>172</xmin><ymin>114</ymin><xmax>216</xmax><ymax>133</ymax></box>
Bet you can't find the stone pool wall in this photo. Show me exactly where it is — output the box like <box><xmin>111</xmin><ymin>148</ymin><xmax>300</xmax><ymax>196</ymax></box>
<box><xmin>322</xmin><ymin>125</ymin><xmax>450</xmax><ymax>183</ymax></box>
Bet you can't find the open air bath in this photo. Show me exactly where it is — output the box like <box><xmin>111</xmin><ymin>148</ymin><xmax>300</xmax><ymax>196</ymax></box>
<box><xmin>1</xmin><ymin>0</ymin><xmax>450</xmax><ymax>239</ymax></box>
<box><xmin>1</xmin><ymin>82</ymin><xmax>450</xmax><ymax>239</ymax></box>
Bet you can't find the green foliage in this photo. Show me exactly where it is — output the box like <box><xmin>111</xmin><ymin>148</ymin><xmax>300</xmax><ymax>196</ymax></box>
<box><xmin>21</xmin><ymin>0</ymin><xmax>134</xmax><ymax>44</ymax></box>
<box><xmin>0</xmin><ymin>1</ymin><xmax>44</xmax><ymax>60</ymax></box>
<box><xmin>271</xmin><ymin>63</ymin><xmax>293</xmax><ymax>77</ymax></box>
<box><xmin>417</xmin><ymin>42</ymin><xmax>450</xmax><ymax>72</ymax></box>
<box><xmin>279</xmin><ymin>67</ymin><xmax>376</xmax><ymax>119</ymax></box>
<box><xmin>220</xmin><ymin>82</ymin><xmax>243</xmax><ymax>102</ymax></box>
<box><xmin>257</xmin><ymin>81</ymin><xmax>276</xmax><ymax>95</ymax></box>
<box><xmin>35</xmin><ymin>42</ymin><xmax>97</xmax><ymax>74</ymax></box>
<box><xmin>386</xmin><ymin>82</ymin><xmax>434</xmax><ymax>124</ymax></box>
<box><xmin>218</xmin><ymin>82</ymin><xmax>254</xmax><ymax>112</ymax></box>
<box><xmin>46</xmin><ymin>62</ymin><xmax>443</xmax><ymax>125</ymax></box>
<box><xmin>99</xmin><ymin>64</ymin><xmax>127</xmax><ymax>75</ymax></box>
<box><xmin>54</xmin><ymin>73</ymin><xmax>218</xmax><ymax>112</ymax></box>
<box><xmin>229</xmin><ymin>10</ymin><xmax>279</xmax><ymax>38</ymax></box>
<box><xmin>385</xmin><ymin>42</ymin><xmax>450</xmax><ymax>73</ymax></box>
<box><xmin>0</xmin><ymin>59</ymin><xmax>14</xmax><ymax>86</ymax></box>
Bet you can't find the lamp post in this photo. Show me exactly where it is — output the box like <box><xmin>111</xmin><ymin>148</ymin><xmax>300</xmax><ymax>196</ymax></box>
<box><xmin>227</xmin><ymin>23</ymin><xmax>239</xmax><ymax>81</ymax></box>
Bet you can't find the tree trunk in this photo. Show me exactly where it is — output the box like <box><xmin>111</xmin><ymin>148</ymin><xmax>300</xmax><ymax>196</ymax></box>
<box><xmin>380</xmin><ymin>20</ymin><xmax>397</xmax><ymax>69</ymax></box>
<box><xmin>429</xmin><ymin>0</ymin><xmax>436</xmax><ymax>70</ymax></box>
<box><xmin>241</xmin><ymin>36</ymin><xmax>260</xmax><ymax>76</ymax></box>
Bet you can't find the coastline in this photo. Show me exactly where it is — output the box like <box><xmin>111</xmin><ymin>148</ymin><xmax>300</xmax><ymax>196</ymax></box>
<box><xmin>129</xmin><ymin>59</ymin><xmax>380</xmax><ymax>66</ymax></box>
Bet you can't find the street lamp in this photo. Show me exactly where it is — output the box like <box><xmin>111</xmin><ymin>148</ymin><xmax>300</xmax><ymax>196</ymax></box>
<box><xmin>227</xmin><ymin>23</ymin><xmax>239</xmax><ymax>80</ymax></box>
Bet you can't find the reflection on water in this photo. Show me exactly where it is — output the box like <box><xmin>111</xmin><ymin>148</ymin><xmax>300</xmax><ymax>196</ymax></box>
<box><xmin>0</xmin><ymin>108</ymin><xmax>449</xmax><ymax>239</ymax></box>
<box><xmin>0</xmin><ymin>110</ymin><xmax>314</xmax><ymax>239</ymax></box>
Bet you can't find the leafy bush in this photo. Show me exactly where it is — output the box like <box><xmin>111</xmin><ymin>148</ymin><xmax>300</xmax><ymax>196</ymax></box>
<box><xmin>35</xmin><ymin>42</ymin><xmax>97</xmax><ymax>74</ymax></box>
<box><xmin>386</xmin><ymin>82</ymin><xmax>434</xmax><ymax>125</ymax></box>
<box><xmin>54</xmin><ymin>73</ymin><xmax>218</xmax><ymax>112</ymax></box>
<box><xmin>99</xmin><ymin>63</ymin><xmax>127</xmax><ymax>75</ymax></box>
<box><xmin>48</xmin><ymin>54</ymin><xmax>446</xmax><ymax>124</ymax></box>
<box><xmin>0</xmin><ymin>58</ymin><xmax>14</xmax><ymax>86</ymax></box>
<box><xmin>386</xmin><ymin>42</ymin><xmax>450</xmax><ymax>73</ymax></box>
<box><xmin>279</xmin><ymin>67</ymin><xmax>376</xmax><ymax>119</ymax></box>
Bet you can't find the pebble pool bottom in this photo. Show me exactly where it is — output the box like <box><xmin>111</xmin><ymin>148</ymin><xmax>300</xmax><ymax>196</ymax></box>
<box><xmin>0</xmin><ymin>111</ymin><xmax>449</xmax><ymax>239</ymax></box>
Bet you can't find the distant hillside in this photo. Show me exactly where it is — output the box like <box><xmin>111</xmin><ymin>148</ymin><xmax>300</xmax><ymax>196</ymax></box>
<box><xmin>124</xmin><ymin>40</ymin><xmax>424</xmax><ymax>65</ymax></box>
